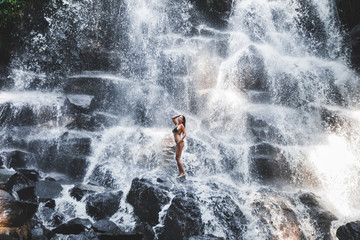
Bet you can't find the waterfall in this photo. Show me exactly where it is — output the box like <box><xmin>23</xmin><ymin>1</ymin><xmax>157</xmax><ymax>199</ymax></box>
<box><xmin>1</xmin><ymin>0</ymin><xmax>360</xmax><ymax>239</ymax></box>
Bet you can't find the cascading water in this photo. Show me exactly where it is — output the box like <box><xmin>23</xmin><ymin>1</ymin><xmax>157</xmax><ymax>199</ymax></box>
<box><xmin>1</xmin><ymin>0</ymin><xmax>360</xmax><ymax>239</ymax></box>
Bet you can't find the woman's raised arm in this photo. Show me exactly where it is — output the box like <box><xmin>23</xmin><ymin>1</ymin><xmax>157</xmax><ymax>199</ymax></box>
<box><xmin>172</xmin><ymin>114</ymin><xmax>180</xmax><ymax>125</ymax></box>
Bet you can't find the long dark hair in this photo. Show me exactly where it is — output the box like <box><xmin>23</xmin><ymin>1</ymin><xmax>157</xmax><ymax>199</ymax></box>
<box><xmin>182</xmin><ymin>115</ymin><xmax>186</xmax><ymax>128</ymax></box>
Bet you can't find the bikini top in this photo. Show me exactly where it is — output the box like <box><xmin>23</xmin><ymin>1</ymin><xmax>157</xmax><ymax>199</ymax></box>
<box><xmin>172</xmin><ymin>124</ymin><xmax>182</xmax><ymax>134</ymax></box>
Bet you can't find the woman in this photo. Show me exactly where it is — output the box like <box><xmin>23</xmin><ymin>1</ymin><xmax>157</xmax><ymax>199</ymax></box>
<box><xmin>172</xmin><ymin>114</ymin><xmax>187</xmax><ymax>178</ymax></box>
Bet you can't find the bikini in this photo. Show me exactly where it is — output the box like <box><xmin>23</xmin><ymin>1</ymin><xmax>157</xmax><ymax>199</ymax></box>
<box><xmin>172</xmin><ymin>124</ymin><xmax>182</xmax><ymax>134</ymax></box>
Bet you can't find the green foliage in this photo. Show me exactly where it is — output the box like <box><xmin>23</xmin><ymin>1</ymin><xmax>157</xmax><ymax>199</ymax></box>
<box><xmin>0</xmin><ymin>0</ymin><xmax>27</xmax><ymax>29</ymax></box>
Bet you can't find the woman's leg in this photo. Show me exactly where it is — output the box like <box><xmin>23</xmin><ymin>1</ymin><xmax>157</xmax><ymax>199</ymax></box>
<box><xmin>175</xmin><ymin>145</ymin><xmax>182</xmax><ymax>175</ymax></box>
<box><xmin>176</xmin><ymin>142</ymin><xmax>185</xmax><ymax>177</ymax></box>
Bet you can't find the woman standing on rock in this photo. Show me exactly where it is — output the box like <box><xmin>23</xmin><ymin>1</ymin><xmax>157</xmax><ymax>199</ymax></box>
<box><xmin>172</xmin><ymin>114</ymin><xmax>187</xmax><ymax>178</ymax></box>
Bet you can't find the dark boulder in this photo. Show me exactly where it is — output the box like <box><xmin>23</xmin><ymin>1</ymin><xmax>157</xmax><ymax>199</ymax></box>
<box><xmin>92</xmin><ymin>220</ymin><xmax>122</xmax><ymax>234</ymax></box>
<box><xmin>336</xmin><ymin>221</ymin><xmax>360</xmax><ymax>240</ymax></box>
<box><xmin>249</xmin><ymin>143</ymin><xmax>292</xmax><ymax>183</ymax></box>
<box><xmin>5</xmin><ymin>170</ymin><xmax>39</xmax><ymax>201</ymax></box>
<box><xmin>17</xmin><ymin>169</ymin><xmax>40</xmax><ymax>182</ymax></box>
<box><xmin>52</xmin><ymin>218</ymin><xmax>92</xmax><ymax>235</ymax></box>
<box><xmin>0</xmin><ymin>190</ymin><xmax>38</xmax><ymax>227</ymax></box>
<box><xmin>70</xmin><ymin>184</ymin><xmax>105</xmax><ymax>201</ymax></box>
<box><xmin>17</xmin><ymin>186</ymin><xmax>36</xmax><ymax>202</ymax></box>
<box><xmin>158</xmin><ymin>192</ymin><xmax>204</xmax><ymax>240</ymax></box>
<box><xmin>86</xmin><ymin>191</ymin><xmax>123</xmax><ymax>220</ymax></box>
<box><xmin>298</xmin><ymin>192</ymin><xmax>337</xmax><ymax>239</ymax></box>
<box><xmin>0</xmin><ymin>150</ymin><xmax>35</xmax><ymax>169</ymax></box>
<box><xmin>126</xmin><ymin>178</ymin><xmax>170</xmax><ymax>226</ymax></box>
<box><xmin>35</xmin><ymin>179</ymin><xmax>63</xmax><ymax>202</ymax></box>
<box><xmin>92</xmin><ymin>220</ymin><xmax>144</xmax><ymax>240</ymax></box>
<box><xmin>5</xmin><ymin>171</ymin><xmax>35</xmax><ymax>193</ymax></box>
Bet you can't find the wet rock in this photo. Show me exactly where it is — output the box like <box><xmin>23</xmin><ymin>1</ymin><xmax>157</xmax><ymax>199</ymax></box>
<box><xmin>189</xmin><ymin>235</ymin><xmax>224</xmax><ymax>240</ymax></box>
<box><xmin>0</xmin><ymin>190</ymin><xmax>38</xmax><ymax>227</ymax></box>
<box><xmin>133</xmin><ymin>222</ymin><xmax>155</xmax><ymax>240</ymax></box>
<box><xmin>295</xmin><ymin>0</ymin><xmax>328</xmax><ymax>56</ymax></box>
<box><xmin>209</xmin><ymin>195</ymin><xmax>247</xmax><ymax>239</ymax></box>
<box><xmin>44</xmin><ymin>199</ymin><xmax>56</xmax><ymax>209</ymax></box>
<box><xmin>35</xmin><ymin>180</ymin><xmax>63</xmax><ymax>202</ymax></box>
<box><xmin>52</xmin><ymin>218</ymin><xmax>92</xmax><ymax>235</ymax></box>
<box><xmin>0</xmin><ymin>150</ymin><xmax>35</xmax><ymax>169</ymax></box>
<box><xmin>17</xmin><ymin>169</ymin><xmax>40</xmax><ymax>182</ymax></box>
<box><xmin>249</xmin><ymin>143</ymin><xmax>292</xmax><ymax>183</ymax></box>
<box><xmin>88</xmin><ymin>165</ymin><xmax>117</xmax><ymax>189</ymax></box>
<box><xmin>86</xmin><ymin>191</ymin><xmax>123</xmax><ymax>220</ymax></box>
<box><xmin>5</xmin><ymin>171</ymin><xmax>36</xmax><ymax>192</ymax></box>
<box><xmin>29</xmin><ymin>215</ymin><xmax>54</xmax><ymax>240</ymax></box>
<box><xmin>270</xmin><ymin>72</ymin><xmax>301</xmax><ymax>108</ymax></box>
<box><xmin>190</xmin><ymin>0</ymin><xmax>233</xmax><ymax>27</ymax></box>
<box><xmin>65</xmin><ymin>113</ymin><xmax>93</xmax><ymax>130</ymax></box>
<box><xmin>91</xmin><ymin>220</ymin><xmax>121</xmax><ymax>234</ymax></box>
<box><xmin>0</xmin><ymin>169</ymin><xmax>16</xmax><ymax>186</ymax></box>
<box><xmin>335</xmin><ymin>0</ymin><xmax>360</xmax><ymax>70</ymax></box>
<box><xmin>70</xmin><ymin>184</ymin><xmax>105</xmax><ymax>201</ymax></box>
<box><xmin>252</xmin><ymin>189</ymin><xmax>306</xmax><ymax>239</ymax></box>
<box><xmin>4</xmin><ymin>170</ymin><xmax>39</xmax><ymax>201</ymax></box>
<box><xmin>0</xmin><ymin>235</ymin><xmax>19</xmax><ymax>240</ymax></box>
<box><xmin>336</xmin><ymin>221</ymin><xmax>360</xmax><ymax>240</ymax></box>
<box><xmin>64</xmin><ymin>94</ymin><xmax>95</xmax><ymax>114</ymax></box>
<box><xmin>0</xmin><ymin>103</ymin><xmax>35</xmax><ymax>127</ymax></box>
<box><xmin>17</xmin><ymin>186</ymin><xmax>36</xmax><ymax>202</ymax></box>
<box><xmin>58</xmin><ymin>132</ymin><xmax>92</xmax><ymax>156</ymax></box>
<box><xmin>350</xmin><ymin>24</ymin><xmax>360</xmax><ymax>71</ymax></box>
<box><xmin>92</xmin><ymin>112</ymin><xmax>120</xmax><ymax>129</ymax></box>
<box><xmin>335</xmin><ymin>0</ymin><xmax>360</xmax><ymax>30</ymax></box>
<box><xmin>246</xmin><ymin>114</ymin><xmax>286</xmax><ymax>145</ymax></box>
<box><xmin>27</xmin><ymin>133</ymin><xmax>91</xmax><ymax>180</ymax></box>
<box><xmin>97</xmin><ymin>233</ymin><xmax>143</xmax><ymax>240</ymax></box>
<box><xmin>158</xmin><ymin>192</ymin><xmax>204</xmax><ymax>240</ymax></box>
<box><xmin>66</xmin><ymin>112</ymin><xmax>120</xmax><ymax>132</ymax></box>
<box><xmin>126</xmin><ymin>178</ymin><xmax>170</xmax><ymax>226</ymax></box>
<box><xmin>236</xmin><ymin>45</ymin><xmax>268</xmax><ymax>91</ymax></box>
<box><xmin>245</xmin><ymin>90</ymin><xmax>271</xmax><ymax>104</ymax></box>
<box><xmin>63</xmin><ymin>76</ymin><xmax>129</xmax><ymax>114</ymax></box>
<box><xmin>299</xmin><ymin>192</ymin><xmax>337</xmax><ymax>239</ymax></box>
